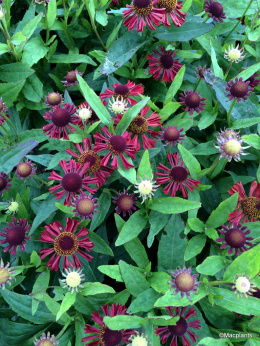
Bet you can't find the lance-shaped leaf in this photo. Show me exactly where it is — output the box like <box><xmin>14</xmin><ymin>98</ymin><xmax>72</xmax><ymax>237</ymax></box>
<box><xmin>104</xmin><ymin>315</ymin><xmax>146</xmax><ymax>330</ymax></box>
<box><xmin>149</xmin><ymin>197</ymin><xmax>201</xmax><ymax>214</ymax></box>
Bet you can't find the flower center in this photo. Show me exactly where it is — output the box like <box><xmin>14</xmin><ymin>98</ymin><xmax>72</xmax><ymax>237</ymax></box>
<box><xmin>157</xmin><ymin>0</ymin><xmax>177</xmax><ymax>11</ymax></box>
<box><xmin>17</xmin><ymin>162</ymin><xmax>32</xmax><ymax>177</ymax></box>
<box><xmin>132</xmin><ymin>335</ymin><xmax>148</xmax><ymax>346</ymax></box>
<box><xmin>235</xmin><ymin>277</ymin><xmax>251</xmax><ymax>294</ymax></box>
<box><xmin>128</xmin><ymin>116</ymin><xmax>148</xmax><ymax>134</ymax></box>
<box><xmin>159</xmin><ymin>54</ymin><xmax>174</xmax><ymax>69</ymax></box>
<box><xmin>132</xmin><ymin>0</ymin><xmax>153</xmax><ymax>16</ymax></box>
<box><xmin>54</xmin><ymin>232</ymin><xmax>78</xmax><ymax>256</ymax></box>
<box><xmin>169</xmin><ymin>166</ymin><xmax>188</xmax><ymax>182</ymax></box>
<box><xmin>111</xmin><ymin>100</ymin><xmax>126</xmax><ymax>114</ymax></box>
<box><xmin>38</xmin><ymin>340</ymin><xmax>55</xmax><ymax>346</ymax></box>
<box><xmin>241</xmin><ymin>197</ymin><xmax>260</xmax><ymax>218</ymax></box>
<box><xmin>47</xmin><ymin>92</ymin><xmax>62</xmax><ymax>106</ymax></box>
<box><xmin>138</xmin><ymin>181</ymin><xmax>153</xmax><ymax>195</ymax></box>
<box><xmin>225</xmin><ymin>228</ymin><xmax>246</xmax><ymax>248</ymax></box>
<box><xmin>65</xmin><ymin>71</ymin><xmax>77</xmax><ymax>83</ymax></box>
<box><xmin>6</xmin><ymin>225</ymin><xmax>26</xmax><ymax>246</ymax></box>
<box><xmin>100</xmin><ymin>325</ymin><xmax>123</xmax><ymax>346</ymax></box>
<box><xmin>175</xmin><ymin>272</ymin><xmax>195</xmax><ymax>292</ymax></box>
<box><xmin>0</xmin><ymin>101</ymin><xmax>3</xmax><ymax>112</ymax></box>
<box><xmin>108</xmin><ymin>135</ymin><xmax>127</xmax><ymax>155</ymax></box>
<box><xmin>168</xmin><ymin>316</ymin><xmax>188</xmax><ymax>336</ymax></box>
<box><xmin>0</xmin><ymin>177</ymin><xmax>7</xmax><ymax>191</ymax></box>
<box><xmin>164</xmin><ymin>127</ymin><xmax>180</xmax><ymax>142</ymax></box>
<box><xmin>185</xmin><ymin>93</ymin><xmax>201</xmax><ymax>108</ymax></box>
<box><xmin>117</xmin><ymin>195</ymin><xmax>134</xmax><ymax>212</ymax></box>
<box><xmin>76</xmin><ymin>198</ymin><xmax>95</xmax><ymax>216</ymax></box>
<box><xmin>209</xmin><ymin>1</ymin><xmax>224</xmax><ymax>16</ymax></box>
<box><xmin>78</xmin><ymin>150</ymin><xmax>101</xmax><ymax>173</ymax></box>
<box><xmin>66</xmin><ymin>272</ymin><xmax>81</xmax><ymax>287</ymax></box>
<box><xmin>113</xmin><ymin>85</ymin><xmax>130</xmax><ymax>99</ymax></box>
<box><xmin>228</xmin><ymin>49</ymin><xmax>241</xmax><ymax>61</ymax></box>
<box><xmin>62</xmin><ymin>172</ymin><xmax>82</xmax><ymax>192</ymax></box>
<box><xmin>198</xmin><ymin>68</ymin><xmax>205</xmax><ymax>79</ymax></box>
<box><xmin>78</xmin><ymin>107</ymin><xmax>92</xmax><ymax>120</ymax></box>
<box><xmin>230</xmin><ymin>81</ymin><xmax>248</xmax><ymax>98</ymax></box>
<box><xmin>223</xmin><ymin>139</ymin><xmax>241</xmax><ymax>156</ymax></box>
<box><xmin>52</xmin><ymin>109</ymin><xmax>71</xmax><ymax>127</ymax></box>
<box><xmin>0</xmin><ymin>267</ymin><xmax>10</xmax><ymax>285</ymax></box>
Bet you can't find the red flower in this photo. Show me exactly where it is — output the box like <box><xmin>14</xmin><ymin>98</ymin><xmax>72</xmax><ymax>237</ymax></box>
<box><xmin>228</xmin><ymin>180</ymin><xmax>260</xmax><ymax>224</ymax></box>
<box><xmin>66</xmin><ymin>137</ymin><xmax>113</xmax><ymax>188</ymax></box>
<box><xmin>156</xmin><ymin>153</ymin><xmax>201</xmax><ymax>197</ymax></box>
<box><xmin>123</xmin><ymin>0</ymin><xmax>165</xmax><ymax>33</ymax></box>
<box><xmin>93</xmin><ymin>127</ymin><xmax>136</xmax><ymax>170</ymax></box>
<box><xmin>110</xmin><ymin>0</ymin><xmax>120</xmax><ymax>5</ymax></box>
<box><xmin>100</xmin><ymin>81</ymin><xmax>144</xmax><ymax>106</ymax></box>
<box><xmin>82</xmin><ymin>303</ymin><xmax>136</xmax><ymax>345</ymax></box>
<box><xmin>40</xmin><ymin>217</ymin><xmax>94</xmax><ymax>271</ymax></box>
<box><xmin>48</xmin><ymin>159</ymin><xmax>98</xmax><ymax>206</ymax></box>
<box><xmin>115</xmin><ymin>106</ymin><xmax>161</xmax><ymax>151</ymax></box>
<box><xmin>155</xmin><ymin>306</ymin><xmax>200</xmax><ymax>346</ymax></box>
<box><xmin>0</xmin><ymin>171</ymin><xmax>11</xmax><ymax>195</ymax></box>
<box><xmin>42</xmin><ymin>103</ymin><xmax>79</xmax><ymax>140</ymax></box>
<box><xmin>147</xmin><ymin>46</ymin><xmax>182</xmax><ymax>83</ymax></box>
<box><xmin>156</xmin><ymin>0</ymin><xmax>186</xmax><ymax>27</ymax></box>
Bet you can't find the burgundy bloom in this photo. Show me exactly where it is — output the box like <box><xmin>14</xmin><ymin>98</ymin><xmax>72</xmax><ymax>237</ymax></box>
<box><xmin>196</xmin><ymin>65</ymin><xmax>210</xmax><ymax>79</ymax></box>
<box><xmin>204</xmin><ymin>0</ymin><xmax>226</xmax><ymax>22</ymax></box>
<box><xmin>179</xmin><ymin>89</ymin><xmax>206</xmax><ymax>115</ymax></box>
<box><xmin>112</xmin><ymin>189</ymin><xmax>138</xmax><ymax>217</ymax></box>
<box><xmin>48</xmin><ymin>159</ymin><xmax>98</xmax><ymax>206</ymax></box>
<box><xmin>100</xmin><ymin>81</ymin><xmax>144</xmax><ymax>106</ymax></box>
<box><xmin>246</xmin><ymin>72</ymin><xmax>260</xmax><ymax>88</ymax></box>
<box><xmin>44</xmin><ymin>92</ymin><xmax>63</xmax><ymax>108</ymax></box>
<box><xmin>40</xmin><ymin>217</ymin><xmax>94</xmax><ymax>271</ymax></box>
<box><xmin>42</xmin><ymin>103</ymin><xmax>79</xmax><ymax>140</ymax></box>
<box><xmin>123</xmin><ymin>0</ymin><xmax>165</xmax><ymax>33</ymax></box>
<box><xmin>115</xmin><ymin>106</ymin><xmax>161</xmax><ymax>151</ymax></box>
<box><xmin>110</xmin><ymin>0</ymin><xmax>120</xmax><ymax>5</ymax></box>
<box><xmin>82</xmin><ymin>303</ymin><xmax>136</xmax><ymax>345</ymax></box>
<box><xmin>159</xmin><ymin>125</ymin><xmax>185</xmax><ymax>146</ymax></box>
<box><xmin>156</xmin><ymin>0</ymin><xmax>186</xmax><ymax>27</ymax></box>
<box><xmin>226</xmin><ymin>77</ymin><xmax>254</xmax><ymax>102</ymax></box>
<box><xmin>147</xmin><ymin>46</ymin><xmax>182</xmax><ymax>83</ymax></box>
<box><xmin>72</xmin><ymin>193</ymin><xmax>99</xmax><ymax>220</ymax></box>
<box><xmin>155</xmin><ymin>306</ymin><xmax>201</xmax><ymax>346</ymax></box>
<box><xmin>62</xmin><ymin>69</ymin><xmax>82</xmax><ymax>87</ymax></box>
<box><xmin>66</xmin><ymin>137</ymin><xmax>113</xmax><ymax>188</ymax></box>
<box><xmin>0</xmin><ymin>172</ymin><xmax>11</xmax><ymax>195</ymax></box>
<box><xmin>16</xmin><ymin>159</ymin><xmax>36</xmax><ymax>180</ymax></box>
<box><xmin>156</xmin><ymin>153</ymin><xmax>201</xmax><ymax>198</ymax></box>
<box><xmin>228</xmin><ymin>180</ymin><xmax>260</xmax><ymax>224</ymax></box>
<box><xmin>0</xmin><ymin>98</ymin><xmax>10</xmax><ymax>126</ymax></box>
<box><xmin>93</xmin><ymin>127</ymin><xmax>136</xmax><ymax>170</ymax></box>
<box><xmin>0</xmin><ymin>217</ymin><xmax>30</xmax><ymax>255</ymax></box>
<box><xmin>216</xmin><ymin>222</ymin><xmax>254</xmax><ymax>255</ymax></box>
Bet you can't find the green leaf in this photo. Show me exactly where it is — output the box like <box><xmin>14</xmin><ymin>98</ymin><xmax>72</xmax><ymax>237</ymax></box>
<box><xmin>148</xmin><ymin>314</ymin><xmax>180</xmax><ymax>326</ymax></box>
<box><xmin>160</xmin><ymin>102</ymin><xmax>181</xmax><ymax>121</ymax></box>
<box><xmin>18</xmin><ymin>129</ymin><xmax>47</xmax><ymax>143</ymax></box>
<box><xmin>115</xmin><ymin>210</ymin><xmax>147</xmax><ymax>246</ymax></box>
<box><xmin>198</xmin><ymin>111</ymin><xmax>218</xmax><ymax>130</ymax></box>
<box><xmin>236</xmin><ymin>62</ymin><xmax>260</xmax><ymax>82</ymax></box>
<box><xmin>101</xmin><ymin>31</ymin><xmax>147</xmax><ymax>75</ymax></box>
<box><xmin>106</xmin><ymin>20</ymin><xmax>122</xmax><ymax>49</ymax></box>
<box><xmin>10</xmin><ymin>32</ymin><xmax>27</xmax><ymax>46</ymax></box>
<box><xmin>164</xmin><ymin>65</ymin><xmax>185</xmax><ymax>104</ymax></box>
<box><xmin>115</xmin><ymin>97</ymin><xmax>150</xmax><ymax>135</ymax></box>
<box><xmin>49</xmin><ymin>54</ymin><xmax>96</xmax><ymax>65</ymax></box>
<box><xmin>149</xmin><ymin>197</ymin><xmax>201</xmax><ymax>214</ymax></box>
<box><xmin>223</xmin><ymin>243</ymin><xmax>260</xmax><ymax>282</ymax></box>
<box><xmin>119</xmin><ymin>260</ymin><xmax>150</xmax><ymax>297</ymax></box>
<box><xmin>90</xmin><ymin>189</ymin><xmax>111</xmax><ymax>231</ymax></box>
<box><xmin>22</xmin><ymin>38</ymin><xmax>48</xmax><ymax>67</ymax></box>
<box><xmin>98</xmin><ymin>265</ymin><xmax>123</xmax><ymax>282</ymax></box>
<box><xmin>210</xmin><ymin>43</ymin><xmax>224</xmax><ymax>79</ymax></box>
<box><xmin>232</xmin><ymin>117</ymin><xmax>260</xmax><ymax>129</ymax></box>
<box><xmin>188</xmin><ymin>218</ymin><xmax>205</xmax><ymax>233</ymax></box>
<box><xmin>0</xmin><ymin>80</ymin><xmax>26</xmax><ymax>106</ymax></box>
<box><xmin>22</xmin><ymin>74</ymin><xmax>43</xmax><ymax>102</ymax></box>
<box><xmin>47</xmin><ymin>0</ymin><xmax>57</xmax><ymax>29</ymax></box>
<box><xmin>243</xmin><ymin>134</ymin><xmax>260</xmax><ymax>150</ymax></box>
<box><xmin>154</xmin><ymin>22</ymin><xmax>213</xmax><ymax>42</ymax></box>
<box><xmin>80</xmin><ymin>282</ymin><xmax>115</xmax><ymax>296</ymax></box>
<box><xmin>158</xmin><ymin>215</ymin><xmax>187</xmax><ymax>271</ymax></box>
<box><xmin>198</xmin><ymin>337</ymin><xmax>229</xmax><ymax>346</ymax></box>
<box><xmin>54</xmin><ymin>202</ymin><xmax>75</xmax><ymax>215</ymax></box>
<box><xmin>223</xmin><ymin>0</ymin><xmax>256</xmax><ymax>18</ymax></box>
<box><xmin>104</xmin><ymin>315</ymin><xmax>146</xmax><ymax>330</ymax></box>
<box><xmin>0</xmin><ymin>62</ymin><xmax>34</xmax><ymax>82</ymax></box>
<box><xmin>30</xmin><ymin>250</ymin><xmax>41</xmax><ymax>267</ymax></box>
<box><xmin>184</xmin><ymin>234</ymin><xmax>207</xmax><ymax>261</ymax></box>
<box><xmin>89</xmin><ymin>231</ymin><xmax>113</xmax><ymax>256</ymax></box>
<box><xmin>178</xmin><ymin>143</ymin><xmax>201</xmax><ymax>178</ymax></box>
<box><xmin>22</xmin><ymin>13</ymin><xmax>44</xmax><ymax>40</ymax></box>
<box><xmin>77</xmin><ymin>74</ymin><xmax>111</xmax><ymax>125</ymax></box>
<box><xmin>154</xmin><ymin>285</ymin><xmax>208</xmax><ymax>307</ymax></box>
<box><xmin>43</xmin><ymin>294</ymin><xmax>71</xmax><ymax>323</ymax></box>
<box><xmin>0</xmin><ymin>43</ymin><xmax>9</xmax><ymax>55</ymax></box>
<box><xmin>147</xmin><ymin>210</ymin><xmax>169</xmax><ymax>248</ymax></box>
<box><xmin>196</xmin><ymin>256</ymin><xmax>226</xmax><ymax>275</ymax></box>
<box><xmin>117</xmin><ymin>156</ymin><xmax>136</xmax><ymax>184</ymax></box>
<box><xmin>31</xmin><ymin>270</ymin><xmax>50</xmax><ymax>315</ymax></box>
<box><xmin>137</xmin><ymin>150</ymin><xmax>153</xmax><ymax>181</ymax></box>
<box><xmin>128</xmin><ymin>288</ymin><xmax>161</xmax><ymax>314</ymax></box>
<box><xmin>206</xmin><ymin>193</ymin><xmax>239</xmax><ymax>229</ymax></box>
<box><xmin>56</xmin><ymin>292</ymin><xmax>76</xmax><ymax>321</ymax></box>
<box><xmin>148</xmin><ymin>272</ymin><xmax>171</xmax><ymax>294</ymax></box>
<box><xmin>0</xmin><ymin>140</ymin><xmax>38</xmax><ymax>173</ymax></box>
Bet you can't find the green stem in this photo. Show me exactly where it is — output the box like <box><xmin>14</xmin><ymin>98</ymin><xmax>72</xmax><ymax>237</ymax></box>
<box><xmin>62</xmin><ymin>0</ymin><xmax>67</xmax><ymax>19</ymax></box>
<box><xmin>209</xmin><ymin>280</ymin><xmax>232</xmax><ymax>286</ymax></box>
<box><xmin>197</xmin><ymin>157</ymin><xmax>219</xmax><ymax>178</ymax></box>
<box><xmin>43</xmin><ymin>5</ymin><xmax>50</xmax><ymax>43</ymax></box>
<box><xmin>202</xmin><ymin>16</ymin><xmax>209</xmax><ymax>23</ymax></box>
<box><xmin>224</xmin><ymin>62</ymin><xmax>232</xmax><ymax>81</ymax></box>
<box><xmin>223</xmin><ymin>0</ymin><xmax>254</xmax><ymax>43</ymax></box>
<box><xmin>56</xmin><ymin>320</ymin><xmax>72</xmax><ymax>340</ymax></box>
<box><xmin>1</xmin><ymin>113</ymin><xmax>18</xmax><ymax>142</ymax></box>
<box><xmin>193</xmin><ymin>78</ymin><xmax>201</xmax><ymax>92</ymax></box>
<box><xmin>227</xmin><ymin>99</ymin><xmax>236</xmax><ymax>127</ymax></box>
<box><xmin>213</xmin><ymin>100</ymin><xmax>220</xmax><ymax>113</ymax></box>
<box><xmin>164</xmin><ymin>143</ymin><xmax>171</xmax><ymax>165</ymax></box>
<box><xmin>0</xmin><ymin>19</ymin><xmax>19</xmax><ymax>61</ymax></box>
<box><xmin>88</xmin><ymin>14</ymin><xmax>107</xmax><ymax>51</ymax></box>
<box><xmin>34</xmin><ymin>175</ymin><xmax>50</xmax><ymax>186</ymax></box>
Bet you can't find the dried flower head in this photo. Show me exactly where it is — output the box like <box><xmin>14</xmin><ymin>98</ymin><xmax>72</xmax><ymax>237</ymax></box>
<box><xmin>45</xmin><ymin>92</ymin><xmax>63</xmax><ymax>108</ymax></box>
<box><xmin>61</xmin><ymin>267</ymin><xmax>85</xmax><ymax>293</ymax></box>
<box><xmin>134</xmin><ymin>175</ymin><xmax>159</xmax><ymax>203</ymax></box>
<box><xmin>16</xmin><ymin>159</ymin><xmax>36</xmax><ymax>180</ymax></box>
<box><xmin>204</xmin><ymin>0</ymin><xmax>226</xmax><ymax>22</ymax></box>
<box><xmin>0</xmin><ymin>171</ymin><xmax>11</xmax><ymax>195</ymax></box>
<box><xmin>232</xmin><ymin>274</ymin><xmax>257</xmax><ymax>299</ymax></box>
<box><xmin>179</xmin><ymin>89</ymin><xmax>206</xmax><ymax>115</ymax></box>
<box><xmin>0</xmin><ymin>259</ymin><xmax>16</xmax><ymax>290</ymax></box>
<box><xmin>108</xmin><ymin>97</ymin><xmax>128</xmax><ymax>114</ymax></box>
<box><xmin>34</xmin><ymin>332</ymin><xmax>59</xmax><ymax>346</ymax></box>
<box><xmin>224</xmin><ymin>45</ymin><xmax>246</xmax><ymax>63</ymax></box>
<box><xmin>72</xmin><ymin>193</ymin><xmax>99</xmax><ymax>220</ymax></box>
<box><xmin>62</xmin><ymin>69</ymin><xmax>82</xmax><ymax>87</ymax></box>
<box><xmin>159</xmin><ymin>125</ymin><xmax>185</xmax><ymax>146</ymax></box>
<box><xmin>196</xmin><ymin>65</ymin><xmax>210</xmax><ymax>79</ymax></box>
<box><xmin>226</xmin><ymin>77</ymin><xmax>254</xmax><ymax>102</ymax></box>
<box><xmin>112</xmin><ymin>189</ymin><xmax>138</xmax><ymax>217</ymax></box>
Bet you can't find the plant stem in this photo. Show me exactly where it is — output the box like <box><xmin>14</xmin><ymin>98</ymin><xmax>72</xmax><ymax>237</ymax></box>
<box><xmin>223</xmin><ymin>0</ymin><xmax>254</xmax><ymax>43</ymax></box>
<box><xmin>1</xmin><ymin>113</ymin><xmax>18</xmax><ymax>142</ymax></box>
<box><xmin>34</xmin><ymin>175</ymin><xmax>50</xmax><ymax>186</ymax></box>
<box><xmin>193</xmin><ymin>78</ymin><xmax>201</xmax><ymax>92</ymax></box>
<box><xmin>224</xmin><ymin>62</ymin><xmax>232</xmax><ymax>80</ymax></box>
<box><xmin>209</xmin><ymin>280</ymin><xmax>232</xmax><ymax>286</ymax></box>
<box><xmin>203</xmin><ymin>16</ymin><xmax>209</xmax><ymax>23</ymax></box>
<box><xmin>88</xmin><ymin>14</ymin><xmax>107</xmax><ymax>51</ymax></box>
<box><xmin>197</xmin><ymin>157</ymin><xmax>219</xmax><ymax>178</ymax></box>
<box><xmin>227</xmin><ymin>99</ymin><xmax>236</xmax><ymax>127</ymax></box>
<box><xmin>0</xmin><ymin>19</ymin><xmax>19</xmax><ymax>61</ymax></box>
<box><xmin>43</xmin><ymin>5</ymin><xmax>50</xmax><ymax>43</ymax></box>
<box><xmin>56</xmin><ymin>320</ymin><xmax>72</xmax><ymax>339</ymax></box>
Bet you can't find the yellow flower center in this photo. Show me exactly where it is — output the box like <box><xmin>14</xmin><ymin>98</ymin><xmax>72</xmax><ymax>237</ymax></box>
<box><xmin>0</xmin><ymin>267</ymin><xmax>10</xmax><ymax>285</ymax></box>
<box><xmin>228</xmin><ymin>49</ymin><xmax>241</xmax><ymax>61</ymax></box>
<box><xmin>138</xmin><ymin>181</ymin><xmax>153</xmax><ymax>195</ymax></box>
<box><xmin>132</xmin><ymin>335</ymin><xmax>148</xmax><ymax>346</ymax></box>
<box><xmin>235</xmin><ymin>277</ymin><xmax>251</xmax><ymax>293</ymax></box>
<box><xmin>66</xmin><ymin>272</ymin><xmax>81</xmax><ymax>288</ymax></box>
<box><xmin>8</xmin><ymin>201</ymin><xmax>19</xmax><ymax>213</ymax></box>
<box><xmin>223</xmin><ymin>139</ymin><xmax>241</xmax><ymax>156</ymax></box>
<box><xmin>78</xmin><ymin>107</ymin><xmax>91</xmax><ymax>121</ymax></box>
